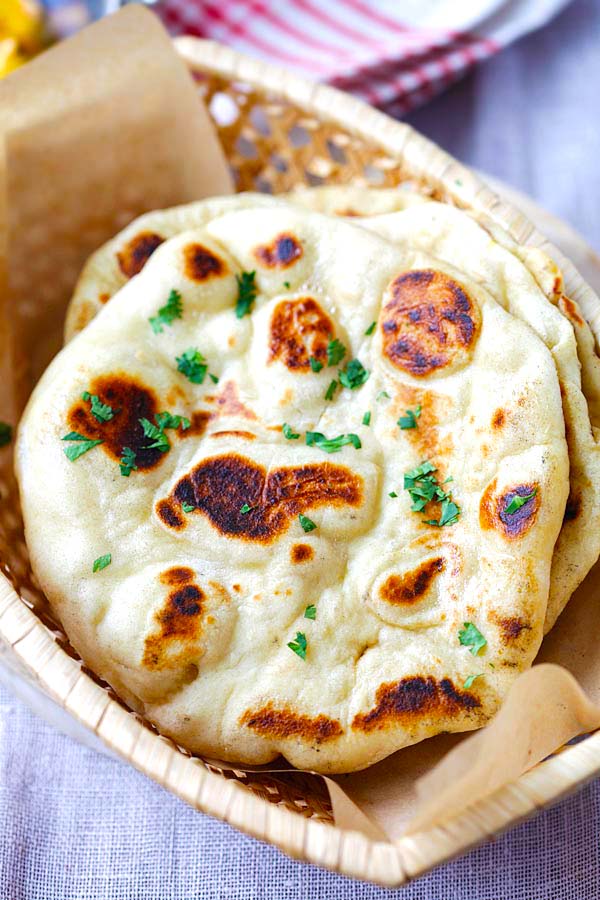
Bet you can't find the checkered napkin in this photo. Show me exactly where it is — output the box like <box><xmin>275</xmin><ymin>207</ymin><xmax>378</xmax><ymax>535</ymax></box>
<box><xmin>159</xmin><ymin>0</ymin><xmax>573</xmax><ymax>115</ymax></box>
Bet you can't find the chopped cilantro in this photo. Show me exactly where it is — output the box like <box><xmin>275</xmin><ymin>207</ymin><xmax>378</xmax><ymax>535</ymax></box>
<box><xmin>283</xmin><ymin>281</ymin><xmax>291</xmax><ymax>289</ymax></box>
<box><xmin>282</xmin><ymin>423</ymin><xmax>300</xmax><ymax>440</ymax></box>
<box><xmin>304</xmin><ymin>604</ymin><xmax>316</xmax><ymax>620</ymax></box>
<box><xmin>240</xmin><ymin>503</ymin><xmax>256</xmax><ymax>514</ymax></box>
<box><xmin>119</xmin><ymin>447</ymin><xmax>137</xmax><ymax>476</ymax></box>
<box><xmin>505</xmin><ymin>489</ymin><xmax>537</xmax><ymax>515</ymax></box>
<box><xmin>463</xmin><ymin>673</ymin><xmax>483</xmax><ymax>690</ymax></box>
<box><xmin>209</xmin><ymin>373</ymin><xmax>219</xmax><ymax>384</ymax></box>
<box><xmin>82</xmin><ymin>391</ymin><xmax>115</xmax><ymax>423</ymax></box>
<box><xmin>325</xmin><ymin>379</ymin><xmax>339</xmax><ymax>401</ymax></box>
<box><xmin>182</xmin><ymin>502</ymin><xmax>196</xmax><ymax>513</ymax></box>
<box><xmin>155</xmin><ymin>411</ymin><xmax>190</xmax><ymax>432</ymax></box>
<box><xmin>424</xmin><ymin>498</ymin><xmax>460</xmax><ymax>527</ymax></box>
<box><xmin>404</xmin><ymin>460</ymin><xmax>460</xmax><ymax>526</ymax></box>
<box><xmin>287</xmin><ymin>631</ymin><xmax>307</xmax><ymax>660</ymax></box>
<box><xmin>309</xmin><ymin>356</ymin><xmax>324</xmax><ymax>373</ymax></box>
<box><xmin>299</xmin><ymin>513</ymin><xmax>317</xmax><ymax>533</ymax></box>
<box><xmin>327</xmin><ymin>338</ymin><xmax>346</xmax><ymax>367</ymax></box>
<box><xmin>398</xmin><ymin>405</ymin><xmax>421</xmax><ymax>430</ymax></box>
<box><xmin>458</xmin><ymin>623</ymin><xmax>487</xmax><ymax>656</ymax></box>
<box><xmin>376</xmin><ymin>390</ymin><xmax>390</xmax><ymax>402</ymax></box>
<box><xmin>149</xmin><ymin>289</ymin><xmax>183</xmax><ymax>333</ymax></box>
<box><xmin>0</xmin><ymin>422</ymin><xmax>12</xmax><ymax>447</ymax></box>
<box><xmin>339</xmin><ymin>358</ymin><xmax>369</xmax><ymax>390</ymax></box>
<box><xmin>306</xmin><ymin>431</ymin><xmax>361</xmax><ymax>453</ymax></box>
<box><xmin>362</xmin><ymin>411</ymin><xmax>371</xmax><ymax>426</ymax></box>
<box><xmin>235</xmin><ymin>270</ymin><xmax>257</xmax><ymax>318</ymax></box>
<box><xmin>62</xmin><ymin>432</ymin><xmax>103</xmax><ymax>462</ymax></box>
<box><xmin>176</xmin><ymin>348</ymin><xmax>208</xmax><ymax>384</ymax></box>
<box><xmin>364</xmin><ymin>321</ymin><xmax>376</xmax><ymax>336</ymax></box>
<box><xmin>139</xmin><ymin>418</ymin><xmax>170</xmax><ymax>453</ymax></box>
<box><xmin>92</xmin><ymin>553</ymin><xmax>111</xmax><ymax>573</ymax></box>
<box><xmin>389</xmin><ymin>491</ymin><xmax>398</xmax><ymax>498</ymax></box>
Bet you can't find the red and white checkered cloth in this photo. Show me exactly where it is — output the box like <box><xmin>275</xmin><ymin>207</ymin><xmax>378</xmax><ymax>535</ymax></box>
<box><xmin>159</xmin><ymin>0</ymin><xmax>573</xmax><ymax>115</ymax></box>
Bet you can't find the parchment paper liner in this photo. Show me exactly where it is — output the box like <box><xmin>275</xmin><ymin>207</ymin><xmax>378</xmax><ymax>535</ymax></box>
<box><xmin>2</xmin><ymin>6</ymin><xmax>600</xmax><ymax>849</ymax></box>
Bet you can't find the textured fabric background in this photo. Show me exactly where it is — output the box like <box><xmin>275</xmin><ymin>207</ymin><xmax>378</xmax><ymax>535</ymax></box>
<box><xmin>5</xmin><ymin>1</ymin><xmax>600</xmax><ymax>897</ymax></box>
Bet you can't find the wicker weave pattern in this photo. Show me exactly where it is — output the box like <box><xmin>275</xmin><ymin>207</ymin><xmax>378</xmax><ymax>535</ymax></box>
<box><xmin>1</xmin><ymin>38</ymin><xmax>599</xmax><ymax>887</ymax></box>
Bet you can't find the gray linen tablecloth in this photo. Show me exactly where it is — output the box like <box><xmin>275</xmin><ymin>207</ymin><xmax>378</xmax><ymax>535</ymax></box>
<box><xmin>3</xmin><ymin>1</ymin><xmax>600</xmax><ymax>896</ymax></box>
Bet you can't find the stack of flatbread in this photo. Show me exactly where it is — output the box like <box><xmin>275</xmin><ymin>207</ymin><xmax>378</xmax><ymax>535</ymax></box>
<box><xmin>15</xmin><ymin>186</ymin><xmax>600</xmax><ymax>774</ymax></box>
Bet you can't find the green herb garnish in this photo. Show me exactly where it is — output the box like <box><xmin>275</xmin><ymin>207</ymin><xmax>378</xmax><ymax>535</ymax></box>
<box><xmin>326</xmin><ymin>338</ymin><xmax>346</xmax><ymax>367</ymax></box>
<box><xmin>398</xmin><ymin>405</ymin><xmax>421</xmax><ymax>430</ymax></box>
<box><xmin>283</xmin><ymin>281</ymin><xmax>291</xmax><ymax>289</ymax></box>
<box><xmin>139</xmin><ymin>418</ymin><xmax>170</xmax><ymax>453</ymax></box>
<box><xmin>404</xmin><ymin>460</ymin><xmax>460</xmax><ymax>526</ymax></box>
<box><xmin>463</xmin><ymin>673</ymin><xmax>483</xmax><ymax>690</ymax></box>
<box><xmin>209</xmin><ymin>373</ymin><xmax>219</xmax><ymax>384</ymax></box>
<box><xmin>364</xmin><ymin>321</ymin><xmax>376</xmax><ymax>336</ymax></box>
<box><xmin>176</xmin><ymin>348</ymin><xmax>208</xmax><ymax>384</ymax></box>
<box><xmin>119</xmin><ymin>447</ymin><xmax>137</xmax><ymax>477</ymax></box>
<box><xmin>389</xmin><ymin>491</ymin><xmax>398</xmax><ymax>498</ymax></box>
<box><xmin>182</xmin><ymin>502</ymin><xmax>196</xmax><ymax>513</ymax></box>
<box><xmin>309</xmin><ymin>356</ymin><xmax>324</xmax><ymax>373</ymax></box>
<box><xmin>299</xmin><ymin>513</ymin><xmax>317</xmax><ymax>533</ymax></box>
<box><xmin>325</xmin><ymin>379</ymin><xmax>338</xmax><ymax>401</ymax></box>
<box><xmin>240</xmin><ymin>503</ymin><xmax>256</xmax><ymax>514</ymax></box>
<box><xmin>362</xmin><ymin>411</ymin><xmax>371</xmax><ymax>426</ymax></box>
<box><xmin>92</xmin><ymin>553</ymin><xmax>111</xmax><ymax>573</ymax></box>
<box><xmin>304</xmin><ymin>604</ymin><xmax>316</xmax><ymax>620</ymax></box>
<box><xmin>306</xmin><ymin>431</ymin><xmax>361</xmax><ymax>453</ymax></box>
<box><xmin>339</xmin><ymin>358</ymin><xmax>369</xmax><ymax>390</ymax></box>
<box><xmin>376</xmin><ymin>390</ymin><xmax>390</xmax><ymax>402</ymax></box>
<box><xmin>82</xmin><ymin>391</ymin><xmax>115</xmax><ymax>423</ymax></box>
<box><xmin>458</xmin><ymin>623</ymin><xmax>487</xmax><ymax>656</ymax></box>
<box><xmin>287</xmin><ymin>631</ymin><xmax>307</xmax><ymax>660</ymax></box>
<box><xmin>0</xmin><ymin>422</ymin><xmax>12</xmax><ymax>447</ymax></box>
<box><xmin>149</xmin><ymin>288</ymin><xmax>183</xmax><ymax>333</ymax></box>
<box><xmin>155</xmin><ymin>412</ymin><xmax>190</xmax><ymax>432</ymax></box>
<box><xmin>424</xmin><ymin>498</ymin><xmax>460</xmax><ymax>527</ymax></box>
<box><xmin>235</xmin><ymin>270</ymin><xmax>258</xmax><ymax>318</ymax></box>
<box><xmin>505</xmin><ymin>489</ymin><xmax>537</xmax><ymax>515</ymax></box>
<box><xmin>283</xmin><ymin>423</ymin><xmax>300</xmax><ymax>440</ymax></box>
<box><xmin>62</xmin><ymin>432</ymin><xmax>104</xmax><ymax>462</ymax></box>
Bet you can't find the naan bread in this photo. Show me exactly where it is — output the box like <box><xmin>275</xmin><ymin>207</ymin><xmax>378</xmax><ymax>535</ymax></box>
<box><xmin>17</xmin><ymin>206</ymin><xmax>568</xmax><ymax>772</ymax></box>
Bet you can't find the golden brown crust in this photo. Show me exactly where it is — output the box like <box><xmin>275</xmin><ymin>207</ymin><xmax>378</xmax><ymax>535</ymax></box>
<box><xmin>268</xmin><ymin>297</ymin><xmax>333</xmax><ymax>371</ymax></box>
<box><xmin>240</xmin><ymin>703</ymin><xmax>343</xmax><ymax>743</ymax></box>
<box><xmin>117</xmin><ymin>232</ymin><xmax>165</xmax><ymax>279</ymax></box>
<box><xmin>379</xmin><ymin>558</ymin><xmax>445</xmax><ymax>605</ymax></box>
<box><xmin>183</xmin><ymin>243</ymin><xmax>225</xmax><ymax>282</ymax></box>
<box><xmin>479</xmin><ymin>480</ymin><xmax>540</xmax><ymax>539</ymax></box>
<box><xmin>352</xmin><ymin>676</ymin><xmax>481</xmax><ymax>733</ymax></box>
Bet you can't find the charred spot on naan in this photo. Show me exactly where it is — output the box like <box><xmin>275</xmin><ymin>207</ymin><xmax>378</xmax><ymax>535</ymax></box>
<box><xmin>98</xmin><ymin>292</ymin><xmax>110</xmax><ymax>305</ymax></box>
<box><xmin>495</xmin><ymin>615</ymin><xmax>531</xmax><ymax>643</ymax></box>
<box><xmin>117</xmin><ymin>231</ymin><xmax>164</xmax><ymax>279</ymax></box>
<box><xmin>183</xmin><ymin>243</ymin><xmax>226</xmax><ymax>282</ymax></box>
<box><xmin>269</xmin><ymin>297</ymin><xmax>333</xmax><ymax>371</ymax></box>
<box><xmin>379</xmin><ymin>558</ymin><xmax>445</xmax><ymax>605</ymax></box>
<box><xmin>291</xmin><ymin>543</ymin><xmax>314</xmax><ymax>564</ymax></box>
<box><xmin>210</xmin><ymin>430</ymin><xmax>256</xmax><ymax>441</ymax></box>
<box><xmin>143</xmin><ymin>568</ymin><xmax>205</xmax><ymax>671</ymax></box>
<box><xmin>157</xmin><ymin>454</ymin><xmax>362</xmax><ymax>542</ymax></box>
<box><xmin>68</xmin><ymin>373</ymin><xmax>166</xmax><ymax>470</ymax></box>
<box><xmin>492</xmin><ymin>409</ymin><xmax>506</xmax><ymax>429</ymax></box>
<box><xmin>559</xmin><ymin>294</ymin><xmax>584</xmax><ymax>327</ymax></box>
<box><xmin>381</xmin><ymin>269</ymin><xmax>480</xmax><ymax>376</ymax></box>
<box><xmin>210</xmin><ymin>381</ymin><xmax>258</xmax><ymax>420</ymax></box>
<box><xmin>240</xmin><ymin>703</ymin><xmax>343</xmax><ymax>743</ymax></box>
<box><xmin>479</xmin><ymin>480</ymin><xmax>540</xmax><ymax>538</ymax></box>
<box><xmin>564</xmin><ymin>491</ymin><xmax>581</xmax><ymax>522</ymax></box>
<box><xmin>352</xmin><ymin>676</ymin><xmax>480</xmax><ymax>732</ymax></box>
<box><xmin>254</xmin><ymin>233</ymin><xmax>303</xmax><ymax>269</ymax></box>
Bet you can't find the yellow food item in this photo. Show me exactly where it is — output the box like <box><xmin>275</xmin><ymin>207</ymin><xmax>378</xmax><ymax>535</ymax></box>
<box><xmin>0</xmin><ymin>0</ymin><xmax>46</xmax><ymax>77</ymax></box>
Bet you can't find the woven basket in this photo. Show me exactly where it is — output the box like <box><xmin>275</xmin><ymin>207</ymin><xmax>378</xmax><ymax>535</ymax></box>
<box><xmin>1</xmin><ymin>37</ymin><xmax>600</xmax><ymax>887</ymax></box>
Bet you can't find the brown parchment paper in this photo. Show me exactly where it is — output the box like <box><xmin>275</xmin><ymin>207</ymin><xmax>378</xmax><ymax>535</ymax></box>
<box><xmin>2</xmin><ymin>11</ymin><xmax>600</xmax><ymax>851</ymax></box>
<box><xmin>0</xmin><ymin>5</ymin><xmax>232</xmax><ymax>419</ymax></box>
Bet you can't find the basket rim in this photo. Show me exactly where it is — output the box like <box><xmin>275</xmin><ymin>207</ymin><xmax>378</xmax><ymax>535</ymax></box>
<box><xmin>2</xmin><ymin>36</ymin><xmax>600</xmax><ymax>888</ymax></box>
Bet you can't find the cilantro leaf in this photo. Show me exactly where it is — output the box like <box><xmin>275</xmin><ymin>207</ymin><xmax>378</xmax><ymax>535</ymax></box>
<box><xmin>299</xmin><ymin>513</ymin><xmax>317</xmax><ymax>533</ymax></box>
<box><xmin>364</xmin><ymin>321</ymin><xmax>376</xmax><ymax>336</ymax></box>
<box><xmin>505</xmin><ymin>489</ymin><xmax>537</xmax><ymax>515</ymax></box>
<box><xmin>463</xmin><ymin>673</ymin><xmax>484</xmax><ymax>690</ymax></box>
<box><xmin>155</xmin><ymin>412</ymin><xmax>190</xmax><ymax>432</ymax></box>
<box><xmin>339</xmin><ymin>358</ymin><xmax>369</xmax><ymax>390</ymax></box>
<box><xmin>139</xmin><ymin>418</ymin><xmax>170</xmax><ymax>453</ymax></box>
<box><xmin>424</xmin><ymin>498</ymin><xmax>461</xmax><ymax>527</ymax></box>
<box><xmin>235</xmin><ymin>270</ymin><xmax>257</xmax><ymax>318</ymax></box>
<box><xmin>309</xmin><ymin>356</ymin><xmax>324</xmax><ymax>373</ymax></box>
<box><xmin>62</xmin><ymin>432</ymin><xmax>104</xmax><ymax>462</ymax></box>
<box><xmin>376</xmin><ymin>390</ymin><xmax>390</xmax><ymax>402</ymax></box>
<box><xmin>306</xmin><ymin>431</ymin><xmax>361</xmax><ymax>453</ymax></box>
<box><xmin>287</xmin><ymin>631</ymin><xmax>307</xmax><ymax>660</ymax></box>
<box><xmin>209</xmin><ymin>373</ymin><xmax>219</xmax><ymax>384</ymax></box>
<box><xmin>404</xmin><ymin>460</ymin><xmax>460</xmax><ymax>526</ymax></box>
<box><xmin>119</xmin><ymin>447</ymin><xmax>137</xmax><ymax>477</ymax></box>
<box><xmin>389</xmin><ymin>491</ymin><xmax>398</xmax><ymax>498</ymax></box>
<box><xmin>176</xmin><ymin>348</ymin><xmax>208</xmax><ymax>384</ymax></box>
<box><xmin>0</xmin><ymin>422</ymin><xmax>12</xmax><ymax>447</ymax></box>
<box><xmin>327</xmin><ymin>338</ymin><xmax>346</xmax><ymax>366</ymax></box>
<box><xmin>240</xmin><ymin>503</ymin><xmax>256</xmax><ymax>514</ymax></box>
<box><xmin>182</xmin><ymin>502</ymin><xmax>196</xmax><ymax>513</ymax></box>
<box><xmin>149</xmin><ymin>289</ymin><xmax>183</xmax><ymax>333</ymax></box>
<box><xmin>283</xmin><ymin>281</ymin><xmax>291</xmax><ymax>289</ymax></box>
<box><xmin>398</xmin><ymin>405</ymin><xmax>421</xmax><ymax>430</ymax></box>
<box><xmin>458</xmin><ymin>623</ymin><xmax>487</xmax><ymax>656</ymax></box>
<box><xmin>362</xmin><ymin>411</ymin><xmax>371</xmax><ymax>426</ymax></box>
<box><xmin>282</xmin><ymin>423</ymin><xmax>300</xmax><ymax>440</ymax></box>
<box><xmin>82</xmin><ymin>391</ymin><xmax>115</xmax><ymax>423</ymax></box>
<box><xmin>304</xmin><ymin>604</ymin><xmax>316</xmax><ymax>620</ymax></box>
<box><xmin>325</xmin><ymin>379</ymin><xmax>339</xmax><ymax>401</ymax></box>
<box><xmin>92</xmin><ymin>553</ymin><xmax>111</xmax><ymax>573</ymax></box>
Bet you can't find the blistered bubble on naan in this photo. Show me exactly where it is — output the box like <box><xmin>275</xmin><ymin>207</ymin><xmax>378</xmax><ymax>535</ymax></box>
<box><xmin>18</xmin><ymin>206</ymin><xmax>569</xmax><ymax>773</ymax></box>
